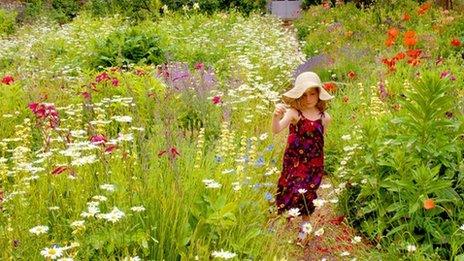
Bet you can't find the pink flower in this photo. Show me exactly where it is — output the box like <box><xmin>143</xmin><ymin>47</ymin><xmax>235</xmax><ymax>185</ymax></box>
<box><xmin>82</xmin><ymin>91</ymin><xmax>91</xmax><ymax>100</ymax></box>
<box><xmin>28</xmin><ymin>102</ymin><xmax>60</xmax><ymax>128</ymax></box>
<box><xmin>1</xmin><ymin>75</ymin><xmax>14</xmax><ymax>85</ymax></box>
<box><xmin>111</xmin><ymin>77</ymin><xmax>119</xmax><ymax>87</ymax></box>
<box><xmin>105</xmin><ymin>144</ymin><xmax>117</xmax><ymax>154</ymax></box>
<box><xmin>194</xmin><ymin>62</ymin><xmax>205</xmax><ymax>70</ymax></box>
<box><xmin>95</xmin><ymin>72</ymin><xmax>110</xmax><ymax>83</ymax></box>
<box><xmin>212</xmin><ymin>95</ymin><xmax>222</xmax><ymax>104</ymax></box>
<box><xmin>90</xmin><ymin>134</ymin><xmax>107</xmax><ymax>145</ymax></box>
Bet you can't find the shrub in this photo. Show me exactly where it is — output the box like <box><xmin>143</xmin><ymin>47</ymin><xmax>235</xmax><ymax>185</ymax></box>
<box><xmin>91</xmin><ymin>26</ymin><xmax>166</xmax><ymax>69</ymax></box>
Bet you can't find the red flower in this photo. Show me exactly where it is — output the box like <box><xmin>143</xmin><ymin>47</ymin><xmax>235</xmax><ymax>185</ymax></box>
<box><xmin>194</xmin><ymin>62</ymin><xmax>205</xmax><ymax>70</ymax></box>
<box><xmin>329</xmin><ymin>215</ymin><xmax>345</xmax><ymax>225</ymax></box>
<box><xmin>111</xmin><ymin>77</ymin><xmax>119</xmax><ymax>87</ymax></box>
<box><xmin>158</xmin><ymin>146</ymin><xmax>181</xmax><ymax>159</ymax></box>
<box><xmin>52</xmin><ymin>166</ymin><xmax>68</xmax><ymax>176</ymax></box>
<box><xmin>1</xmin><ymin>75</ymin><xmax>14</xmax><ymax>85</ymax></box>
<box><xmin>382</xmin><ymin>58</ymin><xmax>397</xmax><ymax>71</ymax></box>
<box><xmin>323</xmin><ymin>82</ymin><xmax>337</xmax><ymax>92</ymax></box>
<box><xmin>394</xmin><ymin>52</ymin><xmax>406</xmax><ymax>60</ymax></box>
<box><xmin>406</xmin><ymin>49</ymin><xmax>422</xmax><ymax>59</ymax></box>
<box><xmin>28</xmin><ymin>102</ymin><xmax>59</xmax><ymax>128</ymax></box>
<box><xmin>347</xmin><ymin>70</ymin><xmax>356</xmax><ymax>79</ymax></box>
<box><xmin>403</xmin><ymin>12</ymin><xmax>411</xmax><ymax>21</ymax></box>
<box><xmin>403</xmin><ymin>31</ymin><xmax>418</xmax><ymax>48</ymax></box>
<box><xmin>95</xmin><ymin>72</ymin><xmax>110</xmax><ymax>83</ymax></box>
<box><xmin>212</xmin><ymin>95</ymin><xmax>222</xmax><ymax>104</ymax></box>
<box><xmin>451</xmin><ymin>38</ymin><xmax>462</xmax><ymax>47</ymax></box>
<box><xmin>105</xmin><ymin>144</ymin><xmax>117</xmax><ymax>154</ymax></box>
<box><xmin>82</xmin><ymin>91</ymin><xmax>91</xmax><ymax>100</ymax></box>
<box><xmin>418</xmin><ymin>2</ymin><xmax>432</xmax><ymax>15</ymax></box>
<box><xmin>407</xmin><ymin>58</ymin><xmax>421</xmax><ymax>66</ymax></box>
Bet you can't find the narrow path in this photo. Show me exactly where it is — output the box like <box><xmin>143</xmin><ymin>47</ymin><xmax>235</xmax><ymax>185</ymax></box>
<box><xmin>278</xmin><ymin>20</ymin><xmax>372</xmax><ymax>260</ymax></box>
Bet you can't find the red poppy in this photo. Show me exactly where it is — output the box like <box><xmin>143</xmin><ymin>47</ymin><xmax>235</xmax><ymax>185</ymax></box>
<box><xmin>451</xmin><ymin>38</ymin><xmax>462</xmax><ymax>47</ymax></box>
<box><xmin>347</xmin><ymin>70</ymin><xmax>356</xmax><ymax>79</ymax></box>
<box><xmin>403</xmin><ymin>12</ymin><xmax>411</xmax><ymax>21</ymax></box>
<box><xmin>418</xmin><ymin>2</ymin><xmax>432</xmax><ymax>15</ymax></box>
<box><xmin>1</xmin><ymin>75</ymin><xmax>14</xmax><ymax>85</ymax></box>
<box><xmin>394</xmin><ymin>52</ymin><xmax>406</xmax><ymax>60</ymax></box>
<box><xmin>423</xmin><ymin>198</ymin><xmax>435</xmax><ymax>210</ymax></box>
<box><xmin>407</xmin><ymin>58</ymin><xmax>421</xmax><ymax>66</ymax></box>
<box><xmin>323</xmin><ymin>82</ymin><xmax>337</xmax><ymax>92</ymax></box>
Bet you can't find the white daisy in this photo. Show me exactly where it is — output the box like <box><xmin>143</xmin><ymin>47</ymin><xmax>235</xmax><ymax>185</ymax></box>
<box><xmin>288</xmin><ymin>208</ymin><xmax>300</xmax><ymax>217</ymax></box>
<box><xmin>211</xmin><ymin>249</ymin><xmax>237</xmax><ymax>259</ymax></box>
<box><xmin>40</xmin><ymin>246</ymin><xmax>64</xmax><ymax>259</ymax></box>
<box><xmin>100</xmin><ymin>183</ymin><xmax>116</xmax><ymax>192</ymax></box>
<box><xmin>29</xmin><ymin>225</ymin><xmax>49</xmax><ymax>235</ymax></box>
<box><xmin>301</xmin><ymin>222</ymin><xmax>313</xmax><ymax>234</ymax></box>
<box><xmin>351</xmin><ymin>236</ymin><xmax>362</xmax><ymax>244</ymax></box>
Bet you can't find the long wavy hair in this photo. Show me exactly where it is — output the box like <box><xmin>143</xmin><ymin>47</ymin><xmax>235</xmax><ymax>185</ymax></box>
<box><xmin>282</xmin><ymin>87</ymin><xmax>327</xmax><ymax>113</ymax></box>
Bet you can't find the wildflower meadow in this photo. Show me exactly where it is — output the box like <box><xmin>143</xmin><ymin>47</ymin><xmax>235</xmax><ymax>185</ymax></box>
<box><xmin>0</xmin><ymin>0</ymin><xmax>463</xmax><ymax>260</ymax></box>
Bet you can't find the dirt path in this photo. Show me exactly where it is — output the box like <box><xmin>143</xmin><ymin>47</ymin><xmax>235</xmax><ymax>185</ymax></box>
<box><xmin>277</xmin><ymin>20</ymin><xmax>372</xmax><ymax>260</ymax></box>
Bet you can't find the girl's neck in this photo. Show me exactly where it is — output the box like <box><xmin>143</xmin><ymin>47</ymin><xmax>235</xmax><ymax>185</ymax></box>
<box><xmin>301</xmin><ymin>106</ymin><xmax>320</xmax><ymax>114</ymax></box>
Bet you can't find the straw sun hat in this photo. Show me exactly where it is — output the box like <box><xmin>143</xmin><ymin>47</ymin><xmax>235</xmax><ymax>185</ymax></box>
<box><xmin>282</xmin><ymin>72</ymin><xmax>334</xmax><ymax>103</ymax></box>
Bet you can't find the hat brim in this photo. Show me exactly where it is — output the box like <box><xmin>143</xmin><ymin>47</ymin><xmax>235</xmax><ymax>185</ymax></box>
<box><xmin>282</xmin><ymin>84</ymin><xmax>334</xmax><ymax>101</ymax></box>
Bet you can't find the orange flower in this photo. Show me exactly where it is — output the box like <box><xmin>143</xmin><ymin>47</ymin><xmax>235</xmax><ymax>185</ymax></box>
<box><xmin>418</xmin><ymin>2</ymin><xmax>432</xmax><ymax>15</ymax></box>
<box><xmin>451</xmin><ymin>38</ymin><xmax>462</xmax><ymax>47</ymax></box>
<box><xmin>387</xmin><ymin>28</ymin><xmax>399</xmax><ymax>38</ymax></box>
<box><xmin>394</xmin><ymin>52</ymin><xmax>406</xmax><ymax>60</ymax></box>
<box><xmin>323</xmin><ymin>82</ymin><xmax>337</xmax><ymax>92</ymax></box>
<box><xmin>382</xmin><ymin>58</ymin><xmax>396</xmax><ymax>71</ymax></box>
<box><xmin>404</xmin><ymin>31</ymin><xmax>416</xmax><ymax>39</ymax></box>
<box><xmin>385</xmin><ymin>37</ymin><xmax>395</xmax><ymax>47</ymax></box>
<box><xmin>423</xmin><ymin>198</ymin><xmax>435</xmax><ymax>210</ymax></box>
<box><xmin>404</xmin><ymin>37</ymin><xmax>417</xmax><ymax>47</ymax></box>
<box><xmin>407</xmin><ymin>58</ymin><xmax>421</xmax><ymax>66</ymax></box>
<box><xmin>347</xmin><ymin>70</ymin><xmax>356</xmax><ymax>79</ymax></box>
<box><xmin>403</xmin><ymin>12</ymin><xmax>411</xmax><ymax>21</ymax></box>
<box><xmin>406</xmin><ymin>49</ymin><xmax>422</xmax><ymax>59</ymax></box>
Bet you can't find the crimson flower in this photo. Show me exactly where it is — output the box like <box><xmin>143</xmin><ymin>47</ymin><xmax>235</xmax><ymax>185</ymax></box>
<box><xmin>96</xmin><ymin>72</ymin><xmax>110</xmax><ymax>83</ymax></box>
<box><xmin>1</xmin><ymin>75</ymin><xmax>14</xmax><ymax>85</ymax></box>
<box><xmin>212</xmin><ymin>95</ymin><xmax>222</xmax><ymax>104</ymax></box>
<box><xmin>451</xmin><ymin>38</ymin><xmax>462</xmax><ymax>47</ymax></box>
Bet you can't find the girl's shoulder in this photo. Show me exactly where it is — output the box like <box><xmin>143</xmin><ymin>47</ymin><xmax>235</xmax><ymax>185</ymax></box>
<box><xmin>321</xmin><ymin>111</ymin><xmax>332</xmax><ymax>126</ymax></box>
<box><xmin>286</xmin><ymin>108</ymin><xmax>300</xmax><ymax>124</ymax></box>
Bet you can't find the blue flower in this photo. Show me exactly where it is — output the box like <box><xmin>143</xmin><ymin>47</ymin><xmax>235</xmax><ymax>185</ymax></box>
<box><xmin>265</xmin><ymin>144</ymin><xmax>274</xmax><ymax>151</ymax></box>
<box><xmin>264</xmin><ymin>192</ymin><xmax>273</xmax><ymax>201</ymax></box>
<box><xmin>255</xmin><ymin>156</ymin><xmax>265</xmax><ymax>167</ymax></box>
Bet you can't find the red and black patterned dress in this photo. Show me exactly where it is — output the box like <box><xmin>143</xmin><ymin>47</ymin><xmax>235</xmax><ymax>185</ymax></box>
<box><xmin>276</xmin><ymin>110</ymin><xmax>325</xmax><ymax>216</ymax></box>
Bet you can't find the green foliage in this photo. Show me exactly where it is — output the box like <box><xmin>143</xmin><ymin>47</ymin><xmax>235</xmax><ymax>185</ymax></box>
<box><xmin>85</xmin><ymin>0</ymin><xmax>161</xmax><ymax>20</ymax></box>
<box><xmin>91</xmin><ymin>26</ymin><xmax>166</xmax><ymax>69</ymax></box>
<box><xmin>0</xmin><ymin>9</ymin><xmax>17</xmax><ymax>36</ymax></box>
<box><xmin>161</xmin><ymin>0</ymin><xmax>267</xmax><ymax>14</ymax></box>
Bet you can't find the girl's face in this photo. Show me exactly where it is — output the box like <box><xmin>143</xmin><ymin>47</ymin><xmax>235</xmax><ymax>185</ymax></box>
<box><xmin>300</xmin><ymin>88</ymin><xmax>319</xmax><ymax>108</ymax></box>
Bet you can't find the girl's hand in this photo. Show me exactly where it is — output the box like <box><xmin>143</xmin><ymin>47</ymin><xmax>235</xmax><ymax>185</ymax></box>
<box><xmin>274</xmin><ymin>103</ymin><xmax>287</xmax><ymax>117</ymax></box>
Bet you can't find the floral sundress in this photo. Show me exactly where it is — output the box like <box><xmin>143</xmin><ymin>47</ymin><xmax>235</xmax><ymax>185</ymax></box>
<box><xmin>276</xmin><ymin>110</ymin><xmax>325</xmax><ymax>216</ymax></box>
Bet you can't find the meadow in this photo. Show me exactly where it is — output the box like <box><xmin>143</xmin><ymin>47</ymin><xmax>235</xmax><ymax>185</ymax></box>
<box><xmin>0</xmin><ymin>1</ymin><xmax>463</xmax><ymax>260</ymax></box>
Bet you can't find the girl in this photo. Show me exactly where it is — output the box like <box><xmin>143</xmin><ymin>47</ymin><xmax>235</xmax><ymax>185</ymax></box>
<box><xmin>272</xmin><ymin>71</ymin><xmax>333</xmax><ymax>219</ymax></box>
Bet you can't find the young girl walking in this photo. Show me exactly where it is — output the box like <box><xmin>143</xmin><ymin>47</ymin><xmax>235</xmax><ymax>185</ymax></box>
<box><xmin>272</xmin><ymin>71</ymin><xmax>333</xmax><ymax>219</ymax></box>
